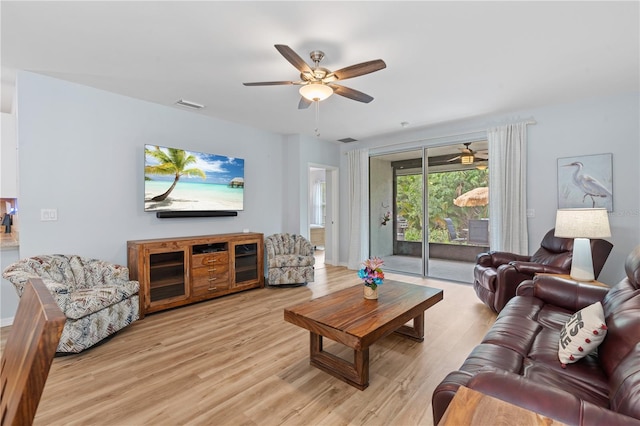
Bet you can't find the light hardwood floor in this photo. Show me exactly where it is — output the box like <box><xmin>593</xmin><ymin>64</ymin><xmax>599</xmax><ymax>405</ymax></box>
<box><xmin>0</xmin><ymin>263</ymin><xmax>496</xmax><ymax>426</ymax></box>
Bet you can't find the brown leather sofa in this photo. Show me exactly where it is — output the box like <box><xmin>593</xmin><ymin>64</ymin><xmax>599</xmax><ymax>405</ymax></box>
<box><xmin>433</xmin><ymin>245</ymin><xmax>640</xmax><ymax>425</ymax></box>
<box><xmin>473</xmin><ymin>228</ymin><xmax>613</xmax><ymax>312</ymax></box>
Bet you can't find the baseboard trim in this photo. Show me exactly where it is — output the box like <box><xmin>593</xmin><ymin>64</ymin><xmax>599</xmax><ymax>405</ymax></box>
<box><xmin>1</xmin><ymin>316</ymin><xmax>15</xmax><ymax>327</ymax></box>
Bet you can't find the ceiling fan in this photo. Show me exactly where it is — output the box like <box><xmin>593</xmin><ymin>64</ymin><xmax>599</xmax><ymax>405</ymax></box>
<box><xmin>243</xmin><ymin>44</ymin><xmax>386</xmax><ymax>109</ymax></box>
<box><xmin>447</xmin><ymin>143</ymin><xmax>488</xmax><ymax>165</ymax></box>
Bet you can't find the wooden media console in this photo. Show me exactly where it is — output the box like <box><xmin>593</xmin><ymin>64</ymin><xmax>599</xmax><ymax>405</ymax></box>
<box><xmin>127</xmin><ymin>232</ymin><xmax>264</xmax><ymax>318</ymax></box>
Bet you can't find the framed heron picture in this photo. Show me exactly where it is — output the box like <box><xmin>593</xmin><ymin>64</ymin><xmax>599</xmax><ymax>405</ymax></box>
<box><xmin>557</xmin><ymin>153</ymin><xmax>613</xmax><ymax>212</ymax></box>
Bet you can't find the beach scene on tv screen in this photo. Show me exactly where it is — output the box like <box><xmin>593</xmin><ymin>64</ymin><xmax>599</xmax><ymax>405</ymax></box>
<box><xmin>144</xmin><ymin>145</ymin><xmax>244</xmax><ymax>212</ymax></box>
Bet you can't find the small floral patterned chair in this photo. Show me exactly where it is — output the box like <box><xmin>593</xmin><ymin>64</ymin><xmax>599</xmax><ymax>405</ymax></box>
<box><xmin>265</xmin><ymin>233</ymin><xmax>315</xmax><ymax>286</ymax></box>
<box><xmin>3</xmin><ymin>254</ymin><xmax>139</xmax><ymax>353</ymax></box>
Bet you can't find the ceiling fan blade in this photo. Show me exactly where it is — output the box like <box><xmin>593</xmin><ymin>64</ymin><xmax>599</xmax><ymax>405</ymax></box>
<box><xmin>274</xmin><ymin>44</ymin><xmax>313</xmax><ymax>74</ymax></box>
<box><xmin>329</xmin><ymin>84</ymin><xmax>374</xmax><ymax>103</ymax></box>
<box><xmin>298</xmin><ymin>97</ymin><xmax>312</xmax><ymax>109</ymax></box>
<box><xmin>243</xmin><ymin>81</ymin><xmax>296</xmax><ymax>86</ymax></box>
<box><xmin>447</xmin><ymin>155</ymin><xmax>462</xmax><ymax>162</ymax></box>
<box><xmin>331</xmin><ymin>59</ymin><xmax>386</xmax><ymax>81</ymax></box>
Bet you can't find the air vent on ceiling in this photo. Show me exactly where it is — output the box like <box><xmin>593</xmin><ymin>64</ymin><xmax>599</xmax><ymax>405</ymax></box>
<box><xmin>337</xmin><ymin>137</ymin><xmax>358</xmax><ymax>143</ymax></box>
<box><xmin>175</xmin><ymin>99</ymin><xmax>205</xmax><ymax>109</ymax></box>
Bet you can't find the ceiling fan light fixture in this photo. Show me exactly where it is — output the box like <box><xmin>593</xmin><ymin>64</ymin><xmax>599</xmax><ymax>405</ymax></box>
<box><xmin>461</xmin><ymin>154</ymin><xmax>474</xmax><ymax>165</ymax></box>
<box><xmin>299</xmin><ymin>83</ymin><xmax>333</xmax><ymax>101</ymax></box>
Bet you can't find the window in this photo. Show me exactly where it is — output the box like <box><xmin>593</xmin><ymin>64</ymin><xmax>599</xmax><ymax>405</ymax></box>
<box><xmin>311</xmin><ymin>180</ymin><xmax>326</xmax><ymax>226</ymax></box>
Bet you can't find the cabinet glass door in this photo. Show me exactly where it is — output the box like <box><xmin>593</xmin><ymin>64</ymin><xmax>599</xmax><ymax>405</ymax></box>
<box><xmin>234</xmin><ymin>242</ymin><xmax>258</xmax><ymax>284</ymax></box>
<box><xmin>148</xmin><ymin>250</ymin><xmax>187</xmax><ymax>303</ymax></box>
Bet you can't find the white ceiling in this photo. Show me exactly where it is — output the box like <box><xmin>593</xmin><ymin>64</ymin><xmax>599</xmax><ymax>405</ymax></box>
<box><xmin>2</xmin><ymin>1</ymin><xmax>638</xmax><ymax>142</ymax></box>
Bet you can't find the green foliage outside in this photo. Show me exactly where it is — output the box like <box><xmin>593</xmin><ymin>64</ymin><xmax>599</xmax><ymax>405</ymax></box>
<box><xmin>396</xmin><ymin>174</ymin><xmax>423</xmax><ymax>241</ymax></box>
<box><xmin>395</xmin><ymin>169</ymin><xmax>489</xmax><ymax>244</ymax></box>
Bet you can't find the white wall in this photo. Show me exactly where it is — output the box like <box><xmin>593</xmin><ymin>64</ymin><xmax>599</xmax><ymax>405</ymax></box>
<box><xmin>283</xmin><ymin>133</ymin><xmax>340</xmax><ymax>263</ymax></box>
<box><xmin>1</xmin><ymin>72</ymin><xmax>339</xmax><ymax>323</ymax></box>
<box><xmin>339</xmin><ymin>92</ymin><xmax>640</xmax><ymax>284</ymax></box>
<box><xmin>16</xmin><ymin>72</ymin><xmax>286</xmax><ymax>261</ymax></box>
<box><xmin>523</xmin><ymin>93</ymin><xmax>639</xmax><ymax>283</ymax></box>
<box><xmin>1</xmin><ymin>113</ymin><xmax>17</xmax><ymax>197</ymax></box>
<box><xmin>282</xmin><ymin>134</ymin><xmax>340</xmax><ymax>233</ymax></box>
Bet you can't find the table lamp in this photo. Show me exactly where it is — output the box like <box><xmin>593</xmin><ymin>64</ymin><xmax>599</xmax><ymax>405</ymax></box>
<box><xmin>554</xmin><ymin>208</ymin><xmax>611</xmax><ymax>281</ymax></box>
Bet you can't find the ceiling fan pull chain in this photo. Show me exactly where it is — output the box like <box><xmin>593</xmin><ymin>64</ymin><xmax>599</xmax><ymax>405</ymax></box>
<box><xmin>315</xmin><ymin>100</ymin><xmax>321</xmax><ymax>137</ymax></box>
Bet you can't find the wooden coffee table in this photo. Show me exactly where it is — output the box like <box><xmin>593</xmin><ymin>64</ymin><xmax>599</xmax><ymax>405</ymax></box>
<box><xmin>284</xmin><ymin>280</ymin><xmax>443</xmax><ymax>390</ymax></box>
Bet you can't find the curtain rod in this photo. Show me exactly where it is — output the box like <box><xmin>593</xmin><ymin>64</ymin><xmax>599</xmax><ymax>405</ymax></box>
<box><xmin>361</xmin><ymin>130</ymin><xmax>487</xmax><ymax>156</ymax></box>
<box><xmin>346</xmin><ymin>118</ymin><xmax>537</xmax><ymax>154</ymax></box>
<box><xmin>486</xmin><ymin>119</ymin><xmax>537</xmax><ymax>128</ymax></box>
<box><xmin>395</xmin><ymin>118</ymin><xmax>537</xmax><ymax>145</ymax></box>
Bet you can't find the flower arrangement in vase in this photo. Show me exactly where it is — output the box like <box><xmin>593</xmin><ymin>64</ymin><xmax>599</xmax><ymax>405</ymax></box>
<box><xmin>381</xmin><ymin>211</ymin><xmax>391</xmax><ymax>226</ymax></box>
<box><xmin>358</xmin><ymin>257</ymin><xmax>385</xmax><ymax>299</ymax></box>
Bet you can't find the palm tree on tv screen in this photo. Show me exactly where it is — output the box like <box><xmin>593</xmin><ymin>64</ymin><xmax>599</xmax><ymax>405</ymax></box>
<box><xmin>145</xmin><ymin>147</ymin><xmax>206</xmax><ymax>201</ymax></box>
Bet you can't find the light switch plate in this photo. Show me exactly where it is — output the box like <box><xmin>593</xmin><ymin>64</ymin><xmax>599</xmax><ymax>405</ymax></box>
<box><xmin>41</xmin><ymin>208</ymin><xmax>58</xmax><ymax>221</ymax></box>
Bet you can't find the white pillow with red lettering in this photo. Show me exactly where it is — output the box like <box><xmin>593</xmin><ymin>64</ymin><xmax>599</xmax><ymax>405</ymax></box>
<box><xmin>558</xmin><ymin>301</ymin><xmax>608</xmax><ymax>367</ymax></box>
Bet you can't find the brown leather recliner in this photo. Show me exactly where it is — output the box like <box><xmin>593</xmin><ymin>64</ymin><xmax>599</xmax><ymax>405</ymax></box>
<box><xmin>473</xmin><ymin>228</ymin><xmax>613</xmax><ymax>313</ymax></box>
<box><xmin>433</xmin><ymin>246</ymin><xmax>640</xmax><ymax>425</ymax></box>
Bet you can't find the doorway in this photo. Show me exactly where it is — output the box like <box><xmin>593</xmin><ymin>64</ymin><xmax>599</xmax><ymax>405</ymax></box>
<box><xmin>308</xmin><ymin>165</ymin><xmax>339</xmax><ymax>267</ymax></box>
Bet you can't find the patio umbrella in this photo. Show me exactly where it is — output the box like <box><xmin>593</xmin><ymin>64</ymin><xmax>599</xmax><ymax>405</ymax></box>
<box><xmin>454</xmin><ymin>186</ymin><xmax>489</xmax><ymax>207</ymax></box>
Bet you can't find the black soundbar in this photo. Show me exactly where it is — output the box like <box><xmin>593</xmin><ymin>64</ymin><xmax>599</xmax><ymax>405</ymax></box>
<box><xmin>156</xmin><ymin>211</ymin><xmax>238</xmax><ymax>218</ymax></box>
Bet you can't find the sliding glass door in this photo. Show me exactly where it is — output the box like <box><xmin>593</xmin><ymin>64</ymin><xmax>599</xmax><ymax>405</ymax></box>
<box><xmin>369</xmin><ymin>150</ymin><xmax>424</xmax><ymax>276</ymax></box>
<box><xmin>424</xmin><ymin>143</ymin><xmax>489</xmax><ymax>283</ymax></box>
<box><xmin>368</xmin><ymin>141</ymin><xmax>490</xmax><ymax>282</ymax></box>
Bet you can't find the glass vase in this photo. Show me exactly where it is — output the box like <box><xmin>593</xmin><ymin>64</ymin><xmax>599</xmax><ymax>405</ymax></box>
<box><xmin>363</xmin><ymin>285</ymin><xmax>378</xmax><ymax>300</ymax></box>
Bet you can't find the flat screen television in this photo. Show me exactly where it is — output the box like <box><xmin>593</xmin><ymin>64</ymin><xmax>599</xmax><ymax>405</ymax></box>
<box><xmin>144</xmin><ymin>144</ymin><xmax>244</xmax><ymax>212</ymax></box>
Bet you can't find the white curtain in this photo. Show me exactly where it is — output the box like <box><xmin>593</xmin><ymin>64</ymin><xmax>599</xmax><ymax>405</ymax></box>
<box><xmin>347</xmin><ymin>149</ymin><xmax>369</xmax><ymax>270</ymax></box>
<box><xmin>487</xmin><ymin>122</ymin><xmax>530</xmax><ymax>254</ymax></box>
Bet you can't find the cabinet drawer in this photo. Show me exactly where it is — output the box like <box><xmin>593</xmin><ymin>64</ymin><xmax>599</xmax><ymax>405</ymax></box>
<box><xmin>192</xmin><ymin>277</ymin><xmax>230</xmax><ymax>296</ymax></box>
<box><xmin>192</xmin><ymin>252</ymin><xmax>229</xmax><ymax>268</ymax></box>
<box><xmin>192</xmin><ymin>267</ymin><xmax>229</xmax><ymax>296</ymax></box>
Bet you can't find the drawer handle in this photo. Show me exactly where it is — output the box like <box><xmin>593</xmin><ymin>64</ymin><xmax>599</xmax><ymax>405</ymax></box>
<box><xmin>207</xmin><ymin>286</ymin><xmax>217</xmax><ymax>291</ymax></box>
<box><xmin>208</xmin><ymin>277</ymin><xmax>218</xmax><ymax>282</ymax></box>
<box><xmin>207</xmin><ymin>259</ymin><xmax>216</xmax><ymax>264</ymax></box>
<box><xmin>208</xmin><ymin>268</ymin><xmax>216</xmax><ymax>272</ymax></box>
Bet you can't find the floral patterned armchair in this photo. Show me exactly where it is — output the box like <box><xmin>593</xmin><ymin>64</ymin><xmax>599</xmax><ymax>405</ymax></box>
<box><xmin>3</xmin><ymin>255</ymin><xmax>139</xmax><ymax>353</ymax></box>
<box><xmin>265</xmin><ymin>233</ymin><xmax>315</xmax><ymax>286</ymax></box>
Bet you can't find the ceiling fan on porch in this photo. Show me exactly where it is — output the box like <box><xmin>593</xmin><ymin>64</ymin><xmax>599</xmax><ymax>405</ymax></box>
<box><xmin>243</xmin><ymin>44</ymin><xmax>386</xmax><ymax>109</ymax></box>
<box><xmin>447</xmin><ymin>143</ymin><xmax>488</xmax><ymax>165</ymax></box>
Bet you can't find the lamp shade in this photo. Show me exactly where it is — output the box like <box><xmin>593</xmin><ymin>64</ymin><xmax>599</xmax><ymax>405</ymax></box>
<box><xmin>555</xmin><ymin>208</ymin><xmax>611</xmax><ymax>239</ymax></box>
<box><xmin>299</xmin><ymin>83</ymin><xmax>333</xmax><ymax>101</ymax></box>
